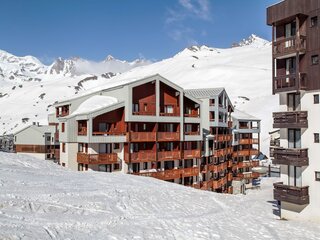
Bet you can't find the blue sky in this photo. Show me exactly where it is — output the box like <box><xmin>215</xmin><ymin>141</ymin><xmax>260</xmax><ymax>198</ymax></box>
<box><xmin>0</xmin><ymin>0</ymin><xmax>279</xmax><ymax>64</ymax></box>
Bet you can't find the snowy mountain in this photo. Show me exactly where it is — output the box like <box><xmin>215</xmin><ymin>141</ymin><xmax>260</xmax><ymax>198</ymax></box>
<box><xmin>1</xmin><ymin>152</ymin><xmax>319</xmax><ymax>239</ymax></box>
<box><xmin>0</xmin><ymin>34</ymin><xmax>276</xmax><ymax>154</ymax></box>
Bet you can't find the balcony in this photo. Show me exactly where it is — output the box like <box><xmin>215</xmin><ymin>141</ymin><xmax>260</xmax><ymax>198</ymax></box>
<box><xmin>239</xmin><ymin>138</ymin><xmax>259</xmax><ymax>145</ymax></box>
<box><xmin>127</xmin><ymin>132</ymin><xmax>156</xmax><ymax>142</ymax></box>
<box><xmin>212</xmin><ymin>176</ymin><xmax>227</xmax><ymax>189</ymax></box>
<box><xmin>237</xmin><ymin>172</ymin><xmax>260</xmax><ymax>179</ymax></box>
<box><xmin>135</xmin><ymin>169</ymin><xmax>181</xmax><ymax>180</ymax></box>
<box><xmin>78</xmin><ymin>127</ymin><xmax>87</xmax><ymax>136</ymax></box>
<box><xmin>182</xmin><ymin>167</ymin><xmax>199</xmax><ymax>177</ymax></box>
<box><xmin>158</xmin><ymin>150</ymin><xmax>182</xmax><ymax>160</ymax></box>
<box><xmin>274</xmin><ymin>182</ymin><xmax>309</xmax><ymax>205</ymax></box>
<box><xmin>184</xmin><ymin>112</ymin><xmax>200</xmax><ymax>118</ymax></box>
<box><xmin>77</xmin><ymin>152</ymin><xmax>118</xmax><ymax>164</ymax></box>
<box><xmin>92</xmin><ymin>131</ymin><xmax>126</xmax><ymax>136</ymax></box>
<box><xmin>273</xmin><ymin>73</ymin><xmax>307</xmax><ymax>94</ymax></box>
<box><xmin>272</xmin><ymin>148</ymin><xmax>308</xmax><ymax>166</ymax></box>
<box><xmin>216</xmin><ymin>134</ymin><xmax>233</xmax><ymax>142</ymax></box>
<box><xmin>132</xmin><ymin>102</ymin><xmax>156</xmax><ymax>116</ymax></box>
<box><xmin>158</xmin><ymin>132</ymin><xmax>180</xmax><ymax>141</ymax></box>
<box><xmin>273</xmin><ymin>35</ymin><xmax>306</xmax><ymax>59</ymax></box>
<box><xmin>183</xmin><ymin>149</ymin><xmax>201</xmax><ymax>159</ymax></box>
<box><xmin>125</xmin><ymin>151</ymin><xmax>156</xmax><ymax>163</ymax></box>
<box><xmin>160</xmin><ymin>105</ymin><xmax>180</xmax><ymax>117</ymax></box>
<box><xmin>238</xmin><ymin>160</ymin><xmax>260</xmax><ymax>168</ymax></box>
<box><xmin>273</xmin><ymin>111</ymin><xmax>308</xmax><ymax>128</ymax></box>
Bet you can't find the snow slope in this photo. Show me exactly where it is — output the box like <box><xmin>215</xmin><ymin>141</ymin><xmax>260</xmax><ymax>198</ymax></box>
<box><xmin>0</xmin><ymin>34</ymin><xmax>276</xmax><ymax>154</ymax></box>
<box><xmin>0</xmin><ymin>152</ymin><xmax>319</xmax><ymax>239</ymax></box>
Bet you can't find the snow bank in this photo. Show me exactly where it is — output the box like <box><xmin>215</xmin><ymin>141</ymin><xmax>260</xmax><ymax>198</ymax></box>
<box><xmin>0</xmin><ymin>152</ymin><xmax>319</xmax><ymax>239</ymax></box>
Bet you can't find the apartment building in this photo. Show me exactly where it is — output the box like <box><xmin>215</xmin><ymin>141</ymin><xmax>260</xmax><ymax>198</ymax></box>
<box><xmin>231</xmin><ymin>110</ymin><xmax>261</xmax><ymax>194</ymax></box>
<box><xmin>185</xmin><ymin>88</ymin><xmax>234</xmax><ymax>193</ymax></box>
<box><xmin>54</xmin><ymin>74</ymin><xmax>203</xmax><ymax>188</ymax></box>
<box><xmin>14</xmin><ymin>123</ymin><xmax>59</xmax><ymax>160</ymax></box>
<box><xmin>267</xmin><ymin>0</ymin><xmax>320</xmax><ymax>221</ymax></box>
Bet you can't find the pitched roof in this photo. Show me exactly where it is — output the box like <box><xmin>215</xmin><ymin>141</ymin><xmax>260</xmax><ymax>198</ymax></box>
<box><xmin>14</xmin><ymin>125</ymin><xmax>55</xmax><ymax>135</ymax></box>
<box><xmin>232</xmin><ymin>109</ymin><xmax>260</xmax><ymax>121</ymax></box>
<box><xmin>185</xmin><ymin>88</ymin><xmax>225</xmax><ymax>99</ymax></box>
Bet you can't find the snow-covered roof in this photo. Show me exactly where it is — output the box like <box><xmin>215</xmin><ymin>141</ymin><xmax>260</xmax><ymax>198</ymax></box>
<box><xmin>14</xmin><ymin>125</ymin><xmax>55</xmax><ymax>135</ymax></box>
<box><xmin>185</xmin><ymin>88</ymin><xmax>225</xmax><ymax>99</ymax></box>
<box><xmin>232</xmin><ymin>109</ymin><xmax>260</xmax><ymax>121</ymax></box>
<box><xmin>71</xmin><ymin>95</ymin><xmax>118</xmax><ymax>116</ymax></box>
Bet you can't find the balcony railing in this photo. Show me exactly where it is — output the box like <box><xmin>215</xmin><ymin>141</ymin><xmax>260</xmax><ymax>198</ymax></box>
<box><xmin>160</xmin><ymin>105</ymin><xmax>180</xmax><ymax>117</ymax></box>
<box><xmin>135</xmin><ymin>168</ymin><xmax>181</xmax><ymax>180</ymax></box>
<box><xmin>273</xmin><ymin>73</ymin><xmax>307</xmax><ymax>94</ymax></box>
<box><xmin>125</xmin><ymin>151</ymin><xmax>156</xmax><ymax>163</ymax></box>
<box><xmin>233</xmin><ymin>149</ymin><xmax>259</xmax><ymax>157</ymax></box>
<box><xmin>273</xmin><ymin>182</ymin><xmax>309</xmax><ymax>205</ymax></box>
<box><xmin>132</xmin><ymin>102</ymin><xmax>156</xmax><ymax>116</ymax></box>
<box><xmin>157</xmin><ymin>132</ymin><xmax>180</xmax><ymax>141</ymax></box>
<box><xmin>181</xmin><ymin>167</ymin><xmax>199</xmax><ymax>177</ymax></box>
<box><xmin>183</xmin><ymin>149</ymin><xmax>201</xmax><ymax>159</ymax></box>
<box><xmin>270</xmin><ymin>139</ymin><xmax>280</xmax><ymax>147</ymax></box>
<box><xmin>237</xmin><ymin>172</ymin><xmax>260</xmax><ymax>179</ymax></box>
<box><xmin>273</xmin><ymin>111</ymin><xmax>308</xmax><ymax>128</ymax></box>
<box><xmin>158</xmin><ymin>150</ymin><xmax>182</xmax><ymax>160</ymax></box>
<box><xmin>239</xmin><ymin>138</ymin><xmax>259</xmax><ymax>145</ymax></box>
<box><xmin>273</xmin><ymin>35</ymin><xmax>306</xmax><ymax>58</ymax></box>
<box><xmin>92</xmin><ymin>131</ymin><xmax>126</xmax><ymax>136</ymax></box>
<box><xmin>184</xmin><ymin>112</ymin><xmax>200</xmax><ymax>118</ymax></box>
<box><xmin>77</xmin><ymin>152</ymin><xmax>118</xmax><ymax>164</ymax></box>
<box><xmin>127</xmin><ymin>132</ymin><xmax>156</xmax><ymax>142</ymax></box>
<box><xmin>216</xmin><ymin>134</ymin><xmax>233</xmax><ymax>142</ymax></box>
<box><xmin>78</xmin><ymin>127</ymin><xmax>87</xmax><ymax>136</ymax></box>
<box><xmin>237</xmin><ymin>160</ymin><xmax>260</xmax><ymax>168</ymax></box>
<box><xmin>184</xmin><ymin>131</ymin><xmax>200</xmax><ymax>136</ymax></box>
<box><xmin>272</xmin><ymin>148</ymin><xmax>308</xmax><ymax>167</ymax></box>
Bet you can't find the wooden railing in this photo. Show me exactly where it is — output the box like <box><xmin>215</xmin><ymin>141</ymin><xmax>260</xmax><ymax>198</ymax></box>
<box><xmin>92</xmin><ymin>131</ymin><xmax>126</xmax><ymax>136</ymax></box>
<box><xmin>216</xmin><ymin>134</ymin><xmax>233</xmax><ymax>142</ymax></box>
<box><xmin>273</xmin><ymin>111</ymin><xmax>308</xmax><ymax>128</ymax></box>
<box><xmin>127</xmin><ymin>132</ymin><xmax>156</xmax><ymax>142</ymax></box>
<box><xmin>239</xmin><ymin>138</ymin><xmax>259</xmax><ymax>145</ymax></box>
<box><xmin>158</xmin><ymin>150</ymin><xmax>182</xmax><ymax>160</ymax></box>
<box><xmin>181</xmin><ymin>167</ymin><xmax>200</xmax><ymax>177</ymax></box>
<box><xmin>125</xmin><ymin>151</ymin><xmax>156</xmax><ymax>163</ymax></box>
<box><xmin>184</xmin><ymin>112</ymin><xmax>200</xmax><ymax>118</ymax></box>
<box><xmin>237</xmin><ymin>172</ymin><xmax>260</xmax><ymax>179</ymax></box>
<box><xmin>132</xmin><ymin>102</ymin><xmax>156</xmax><ymax>116</ymax></box>
<box><xmin>272</xmin><ymin>148</ymin><xmax>308</xmax><ymax>167</ymax></box>
<box><xmin>233</xmin><ymin>149</ymin><xmax>259</xmax><ymax>157</ymax></box>
<box><xmin>77</xmin><ymin>152</ymin><xmax>118</xmax><ymax>164</ymax></box>
<box><xmin>78</xmin><ymin>127</ymin><xmax>87</xmax><ymax>136</ymax></box>
<box><xmin>273</xmin><ymin>35</ymin><xmax>306</xmax><ymax>58</ymax></box>
<box><xmin>237</xmin><ymin>160</ymin><xmax>260</xmax><ymax>168</ymax></box>
<box><xmin>184</xmin><ymin>131</ymin><xmax>200</xmax><ymax>136</ymax></box>
<box><xmin>183</xmin><ymin>149</ymin><xmax>201</xmax><ymax>159</ymax></box>
<box><xmin>273</xmin><ymin>72</ymin><xmax>307</xmax><ymax>94</ymax></box>
<box><xmin>158</xmin><ymin>132</ymin><xmax>180</xmax><ymax>141</ymax></box>
<box><xmin>273</xmin><ymin>182</ymin><xmax>309</xmax><ymax>205</ymax></box>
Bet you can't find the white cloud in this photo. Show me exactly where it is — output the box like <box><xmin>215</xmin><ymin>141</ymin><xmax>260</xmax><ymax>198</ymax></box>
<box><xmin>165</xmin><ymin>0</ymin><xmax>212</xmax><ymax>44</ymax></box>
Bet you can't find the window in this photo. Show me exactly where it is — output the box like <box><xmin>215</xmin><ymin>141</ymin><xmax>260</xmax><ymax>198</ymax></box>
<box><xmin>114</xmin><ymin>143</ymin><xmax>120</xmax><ymax>150</ymax></box>
<box><xmin>311</xmin><ymin>16</ymin><xmax>318</xmax><ymax>27</ymax></box>
<box><xmin>314</xmin><ymin>94</ymin><xmax>319</xmax><ymax>104</ymax></box>
<box><xmin>62</xmin><ymin>143</ymin><xmax>66</xmax><ymax>153</ymax></box>
<box><xmin>312</xmin><ymin>55</ymin><xmax>319</xmax><ymax>65</ymax></box>
<box><xmin>46</xmin><ymin>136</ymin><xmax>51</xmax><ymax>141</ymax></box>
<box><xmin>164</xmin><ymin>105</ymin><xmax>173</xmax><ymax>114</ymax></box>
<box><xmin>143</xmin><ymin>162</ymin><xmax>148</xmax><ymax>170</ymax></box>
<box><xmin>315</xmin><ymin>172</ymin><xmax>320</xmax><ymax>181</ymax></box>
<box><xmin>314</xmin><ymin>133</ymin><xmax>319</xmax><ymax>143</ymax></box>
<box><xmin>61</xmin><ymin>123</ymin><xmax>65</xmax><ymax>132</ymax></box>
<box><xmin>62</xmin><ymin>162</ymin><xmax>66</xmax><ymax>167</ymax></box>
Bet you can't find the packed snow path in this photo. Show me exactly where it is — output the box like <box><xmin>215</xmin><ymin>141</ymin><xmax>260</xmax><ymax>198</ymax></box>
<box><xmin>0</xmin><ymin>152</ymin><xmax>319</xmax><ymax>239</ymax></box>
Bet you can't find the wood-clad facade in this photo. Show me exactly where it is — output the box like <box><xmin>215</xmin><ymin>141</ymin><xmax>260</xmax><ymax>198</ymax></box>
<box><xmin>267</xmin><ymin>0</ymin><xmax>320</xmax><ymax>221</ymax></box>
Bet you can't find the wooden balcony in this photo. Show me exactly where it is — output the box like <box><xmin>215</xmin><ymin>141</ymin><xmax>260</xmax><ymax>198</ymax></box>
<box><xmin>78</xmin><ymin>127</ymin><xmax>87</xmax><ymax>136</ymax></box>
<box><xmin>125</xmin><ymin>151</ymin><xmax>156</xmax><ymax>163</ymax></box>
<box><xmin>132</xmin><ymin>102</ymin><xmax>156</xmax><ymax>116</ymax></box>
<box><xmin>157</xmin><ymin>132</ymin><xmax>180</xmax><ymax>141</ymax></box>
<box><xmin>215</xmin><ymin>147</ymin><xmax>233</xmax><ymax>157</ymax></box>
<box><xmin>216</xmin><ymin>134</ymin><xmax>233</xmax><ymax>142</ymax></box>
<box><xmin>213</xmin><ymin>176</ymin><xmax>227</xmax><ymax>189</ymax></box>
<box><xmin>184</xmin><ymin>112</ymin><xmax>200</xmax><ymax>118</ymax></box>
<box><xmin>239</xmin><ymin>138</ymin><xmax>259</xmax><ymax>145</ymax></box>
<box><xmin>227</xmin><ymin>172</ymin><xmax>233</xmax><ymax>181</ymax></box>
<box><xmin>237</xmin><ymin>172</ymin><xmax>260</xmax><ymax>179</ymax></box>
<box><xmin>273</xmin><ymin>73</ymin><xmax>307</xmax><ymax>94</ymax></box>
<box><xmin>182</xmin><ymin>167</ymin><xmax>199</xmax><ymax>177</ymax></box>
<box><xmin>77</xmin><ymin>152</ymin><xmax>118</xmax><ymax>164</ymax></box>
<box><xmin>184</xmin><ymin>131</ymin><xmax>200</xmax><ymax>136</ymax></box>
<box><xmin>273</xmin><ymin>35</ymin><xmax>306</xmax><ymax>59</ymax></box>
<box><xmin>158</xmin><ymin>150</ymin><xmax>182</xmax><ymax>160</ymax></box>
<box><xmin>272</xmin><ymin>148</ymin><xmax>308</xmax><ymax>167</ymax></box>
<box><xmin>273</xmin><ymin>111</ymin><xmax>308</xmax><ymax>128</ymax></box>
<box><xmin>127</xmin><ymin>132</ymin><xmax>156</xmax><ymax>142</ymax></box>
<box><xmin>274</xmin><ymin>182</ymin><xmax>309</xmax><ymax>205</ymax></box>
<box><xmin>160</xmin><ymin>105</ymin><xmax>180</xmax><ymax>117</ymax></box>
<box><xmin>135</xmin><ymin>169</ymin><xmax>181</xmax><ymax>180</ymax></box>
<box><xmin>92</xmin><ymin>131</ymin><xmax>126</xmax><ymax>136</ymax></box>
<box><xmin>183</xmin><ymin>149</ymin><xmax>201</xmax><ymax>159</ymax></box>
<box><xmin>237</xmin><ymin>160</ymin><xmax>260</xmax><ymax>168</ymax></box>
<box><xmin>233</xmin><ymin>149</ymin><xmax>259</xmax><ymax>157</ymax></box>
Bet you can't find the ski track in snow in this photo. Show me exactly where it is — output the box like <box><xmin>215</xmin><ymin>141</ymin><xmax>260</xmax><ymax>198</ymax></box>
<box><xmin>0</xmin><ymin>152</ymin><xmax>320</xmax><ymax>239</ymax></box>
